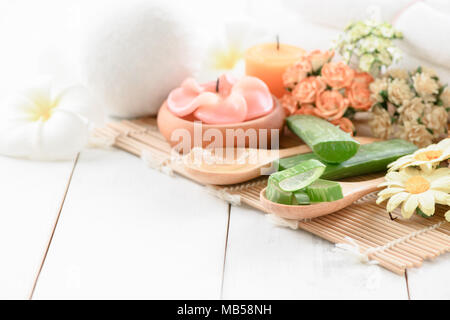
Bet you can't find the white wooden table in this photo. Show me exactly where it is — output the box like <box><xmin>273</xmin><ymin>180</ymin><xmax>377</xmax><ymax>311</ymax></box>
<box><xmin>1</xmin><ymin>148</ymin><xmax>449</xmax><ymax>300</ymax></box>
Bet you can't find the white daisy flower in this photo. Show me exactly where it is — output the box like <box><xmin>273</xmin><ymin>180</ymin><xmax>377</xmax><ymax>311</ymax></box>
<box><xmin>377</xmin><ymin>167</ymin><xmax>450</xmax><ymax>219</ymax></box>
<box><xmin>388</xmin><ymin>139</ymin><xmax>450</xmax><ymax>172</ymax></box>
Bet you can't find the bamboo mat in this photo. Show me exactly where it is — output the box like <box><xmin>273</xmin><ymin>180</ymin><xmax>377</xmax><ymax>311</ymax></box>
<box><xmin>93</xmin><ymin>117</ymin><xmax>450</xmax><ymax>275</ymax></box>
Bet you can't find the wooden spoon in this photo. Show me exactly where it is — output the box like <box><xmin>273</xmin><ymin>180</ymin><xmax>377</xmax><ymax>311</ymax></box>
<box><xmin>260</xmin><ymin>177</ymin><xmax>385</xmax><ymax>220</ymax></box>
<box><xmin>183</xmin><ymin>137</ymin><xmax>379</xmax><ymax>186</ymax></box>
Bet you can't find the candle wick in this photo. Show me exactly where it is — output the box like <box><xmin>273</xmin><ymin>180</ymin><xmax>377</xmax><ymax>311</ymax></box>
<box><xmin>276</xmin><ymin>35</ymin><xmax>280</xmax><ymax>51</ymax></box>
<box><xmin>216</xmin><ymin>78</ymin><xmax>220</xmax><ymax>93</ymax></box>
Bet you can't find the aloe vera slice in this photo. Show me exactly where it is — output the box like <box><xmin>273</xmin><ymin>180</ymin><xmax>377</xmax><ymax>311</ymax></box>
<box><xmin>293</xmin><ymin>190</ymin><xmax>311</xmax><ymax>205</ymax></box>
<box><xmin>286</xmin><ymin>115</ymin><xmax>360</xmax><ymax>163</ymax></box>
<box><xmin>276</xmin><ymin>139</ymin><xmax>418</xmax><ymax>180</ymax></box>
<box><xmin>270</xmin><ymin>159</ymin><xmax>325</xmax><ymax>192</ymax></box>
<box><xmin>305</xmin><ymin>179</ymin><xmax>343</xmax><ymax>203</ymax></box>
<box><xmin>266</xmin><ymin>159</ymin><xmax>325</xmax><ymax>204</ymax></box>
<box><xmin>268</xmin><ymin>179</ymin><xmax>343</xmax><ymax>205</ymax></box>
<box><xmin>266</xmin><ymin>176</ymin><xmax>296</xmax><ymax>205</ymax></box>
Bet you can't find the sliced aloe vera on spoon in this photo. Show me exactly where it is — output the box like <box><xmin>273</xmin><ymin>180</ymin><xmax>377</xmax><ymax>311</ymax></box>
<box><xmin>266</xmin><ymin>177</ymin><xmax>296</xmax><ymax>205</ymax></box>
<box><xmin>266</xmin><ymin>159</ymin><xmax>325</xmax><ymax>205</ymax></box>
<box><xmin>293</xmin><ymin>190</ymin><xmax>311</xmax><ymax>205</ymax></box>
<box><xmin>292</xmin><ymin>180</ymin><xmax>344</xmax><ymax>205</ymax></box>
<box><xmin>267</xmin><ymin>177</ymin><xmax>344</xmax><ymax>206</ymax></box>
<box><xmin>270</xmin><ymin>159</ymin><xmax>326</xmax><ymax>192</ymax></box>
<box><xmin>305</xmin><ymin>179</ymin><xmax>343</xmax><ymax>203</ymax></box>
<box><xmin>266</xmin><ymin>159</ymin><xmax>346</xmax><ymax>205</ymax></box>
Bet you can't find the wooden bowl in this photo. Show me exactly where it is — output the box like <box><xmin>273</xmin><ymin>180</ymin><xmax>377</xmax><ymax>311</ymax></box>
<box><xmin>157</xmin><ymin>97</ymin><xmax>285</xmax><ymax>153</ymax></box>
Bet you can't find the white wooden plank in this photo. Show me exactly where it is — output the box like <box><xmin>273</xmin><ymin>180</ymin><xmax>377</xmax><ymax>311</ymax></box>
<box><xmin>222</xmin><ymin>205</ymin><xmax>409</xmax><ymax>300</ymax></box>
<box><xmin>407</xmin><ymin>255</ymin><xmax>450</xmax><ymax>300</ymax></box>
<box><xmin>0</xmin><ymin>155</ymin><xmax>75</xmax><ymax>299</ymax></box>
<box><xmin>32</xmin><ymin>149</ymin><xmax>229</xmax><ymax>299</ymax></box>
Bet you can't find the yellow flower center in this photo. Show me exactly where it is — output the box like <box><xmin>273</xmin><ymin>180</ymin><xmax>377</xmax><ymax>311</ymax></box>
<box><xmin>211</xmin><ymin>46</ymin><xmax>243</xmax><ymax>70</ymax></box>
<box><xmin>26</xmin><ymin>96</ymin><xmax>59</xmax><ymax>122</ymax></box>
<box><xmin>414</xmin><ymin>150</ymin><xmax>443</xmax><ymax>161</ymax></box>
<box><xmin>405</xmin><ymin>176</ymin><xmax>430</xmax><ymax>194</ymax></box>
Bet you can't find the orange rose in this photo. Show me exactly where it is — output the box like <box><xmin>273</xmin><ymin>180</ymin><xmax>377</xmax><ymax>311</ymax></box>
<box><xmin>292</xmin><ymin>76</ymin><xmax>326</xmax><ymax>104</ymax></box>
<box><xmin>294</xmin><ymin>104</ymin><xmax>316</xmax><ymax>116</ymax></box>
<box><xmin>353</xmin><ymin>72</ymin><xmax>374</xmax><ymax>85</ymax></box>
<box><xmin>282</xmin><ymin>56</ymin><xmax>312</xmax><ymax>89</ymax></box>
<box><xmin>307</xmin><ymin>50</ymin><xmax>335</xmax><ymax>72</ymax></box>
<box><xmin>315</xmin><ymin>90</ymin><xmax>349</xmax><ymax>121</ymax></box>
<box><xmin>331</xmin><ymin>117</ymin><xmax>355</xmax><ymax>135</ymax></box>
<box><xmin>321</xmin><ymin>61</ymin><xmax>355</xmax><ymax>89</ymax></box>
<box><xmin>346</xmin><ymin>81</ymin><xmax>373</xmax><ymax>111</ymax></box>
<box><xmin>280</xmin><ymin>94</ymin><xmax>298</xmax><ymax>116</ymax></box>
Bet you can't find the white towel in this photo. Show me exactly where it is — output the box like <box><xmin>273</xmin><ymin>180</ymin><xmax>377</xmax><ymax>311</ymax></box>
<box><xmin>395</xmin><ymin>1</ymin><xmax>450</xmax><ymax>81</ymax></box>
<box><xmin>282</xmin><ymin>0</ymin><xmax>410</xmax><ymax>29</ymax></box>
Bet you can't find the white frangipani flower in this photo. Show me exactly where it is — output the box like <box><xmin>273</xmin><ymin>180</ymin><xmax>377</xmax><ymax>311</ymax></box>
<box><xmin>0</xmin><ymin>78</ymin><xmax>102</xmax><ymax>160</ymax></box>
<box><xmin>203</xmin><ymin>17</ymin><xmax>268</xmax><ymax>79</ymax></box>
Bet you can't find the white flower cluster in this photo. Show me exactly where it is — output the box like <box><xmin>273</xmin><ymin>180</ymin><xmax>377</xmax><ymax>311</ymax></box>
<box><xmin>334</xmin><ymin>19</ymin><xmax>403</xmax><ymax>74</ymax></box>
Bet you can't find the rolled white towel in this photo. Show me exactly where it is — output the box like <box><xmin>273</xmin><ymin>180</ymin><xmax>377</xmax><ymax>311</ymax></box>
<box><xmin>395</xmin><ymin>1</ymin><xmax>450</xmax><ymax>79</ymax></box>
<box><xmin>80</xmin><ymin>0</ymin><xmax>205</xmax><ymax>118</ymax></box>
<box><xmin>282</xmin><ymin>0</ymin><xmax>409</xmax><ymax>29</ymax></box>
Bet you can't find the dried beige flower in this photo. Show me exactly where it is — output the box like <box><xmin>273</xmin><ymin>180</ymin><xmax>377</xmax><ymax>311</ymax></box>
<box><xmin>388</xmin><ymin>78</ymin><xmax>414</xmax><ymax>106</ymax></box>
<box><xmin>413</xmin><ymin>73</ymin><xmax>439</xmax><ymax>103</ymax></box>
<box><xmin>387</xmin><ymin>68</ymin><xmax>409</xmax><ymax>80</ymax></box>
<box><xmin>398</xmin><ymin>121</ymin><xmax>433</xmax><ymax>147</ymax></box>
<box><xmin>422</xmin><ymin>106</ymin><xmax>448</xmax><ymax>138</ymax></box>
<box><xmin>369</xmin><ymin>78</ymin><xmax>388</xmax><ymax>102</ymax></box>
<box><xmin>441</xmin><ymin>87</ymin><xmax>450</xmax><ymax>108</ymax></box>
<box><xmin>398</xmin><ymin>97</ymin><xmax>425</xmax><ymax>122</ymax></box>
<box><xmin>369</xmin><ymin>106</ymin><xmax>392</xmax><ymax>139</ymax></box>
<box><xmin>422</xmin><ymin>67</ymin><xmax>438</xmax><ymax>78</ymax></box>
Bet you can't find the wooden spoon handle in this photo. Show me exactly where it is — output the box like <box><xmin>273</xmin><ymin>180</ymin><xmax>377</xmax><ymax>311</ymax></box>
<box><xmin>341</xmin><ymin>177</ymin><xmax>385</xmax><ymax>196</ymax></box>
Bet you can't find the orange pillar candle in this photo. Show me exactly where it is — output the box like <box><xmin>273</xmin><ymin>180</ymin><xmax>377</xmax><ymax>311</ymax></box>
<box><xmin>245</xmin><ymin>43</ymin><xmax>305</xmax><ymax>98</ymax></box>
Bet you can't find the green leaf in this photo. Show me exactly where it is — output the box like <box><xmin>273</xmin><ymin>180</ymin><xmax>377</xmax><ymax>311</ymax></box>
<box><xmin>416</xmin><ymin>208</ymin><xmax>432</xmax><ymax>219</ymax></box>
<box><xmin>314</xmin><ymin>66</ymin><xmax>323</xmax><ymax>76</ymax></box>
<box><xmin>379</xmin><ymin>90</ymin><xmax>388</xmax><ymax>101</ymax></box>
<box><xmin>344</xmin><ymin>107</ymin><xmax>356</xmax><ymax>119</ymax></box>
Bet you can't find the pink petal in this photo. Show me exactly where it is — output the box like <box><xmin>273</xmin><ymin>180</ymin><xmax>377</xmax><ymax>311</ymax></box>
<box><xmin>167</xmin><ymin>78</ymin><xmax>206</xmax><ymax>117</ymax></box>
<box><xmin>194</xmin><ymin>93</ymin><xmax>247</xmax><ymax>124</ymax></box>
<box><xmin>201</xmin><ymin>73</ymin><xmax>238</xmax><ymax>95</ymax></box>
<box><xmin>181</xmin><ymin>78</ymin><xmax>205</xmax><ymax>94</ymax></box>
<box><xmin>232</xmin><ymin>76</ymin><xmax>273</xmax><ymax>120</ymax></box>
